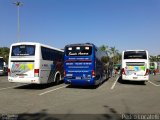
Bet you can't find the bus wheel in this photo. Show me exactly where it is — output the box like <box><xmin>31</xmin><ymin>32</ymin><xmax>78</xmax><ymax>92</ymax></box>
<box><xmin>55</xmin><ymin>74</ymin><xmax>60</xmax><ymax>85</ymax></box>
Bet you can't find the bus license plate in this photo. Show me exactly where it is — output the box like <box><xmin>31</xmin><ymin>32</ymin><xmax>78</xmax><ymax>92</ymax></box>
<box><xmin>133</xmin><ymin>77</ymin><xmax>137</xmax><ymax>79</ymax></box>
<box><xmin>17</xmin><ymin>74</ymin><xmax>26</xmax><ymax>78</ymax></box>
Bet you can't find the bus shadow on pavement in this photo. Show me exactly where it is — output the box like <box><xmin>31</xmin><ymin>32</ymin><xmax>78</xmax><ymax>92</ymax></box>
<box><xmin>14</xmin><ymin>81</ymin><xmax>64</xmax><ymax>90</ymax></box>
<box><xmin>66</xmin><ymin>85</ymin><xmax>99</xmax><ymax>89</ymax></box>
<box><xmin>118</xmin><ymin>76</ymin><xmax>146</xmax><ymax>86</ymax></box>
<box><xmin>65</xmin><ymin>78</ymin><xmax>109</xmax><ymax>89</ymax></box>
<box><xmin>18</xmin><ymin>109</ymin><xmax>123</xmax><ymax>120</ymax></box>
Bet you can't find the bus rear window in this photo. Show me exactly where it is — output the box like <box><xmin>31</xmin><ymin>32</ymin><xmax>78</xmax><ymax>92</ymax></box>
<box><xmin>66</xmin><ymin>46</ymin><xmax>92</xmax><ymax>56</ymax></box>
<box><xmin>124</xmin><ymin>51</ymin><xmax>147</xmax><ymax>59</ymax></box>
<box><xmin>11</xmin><ymin>45</ymin><xmax>35</xmax><ymax>56</ymax></box>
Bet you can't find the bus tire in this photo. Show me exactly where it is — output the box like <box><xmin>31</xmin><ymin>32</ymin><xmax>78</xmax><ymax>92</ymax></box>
<box><xmin>55</xmin><ymin>73</ymin><xmax>60</xmax><ymax>85</ymax></box>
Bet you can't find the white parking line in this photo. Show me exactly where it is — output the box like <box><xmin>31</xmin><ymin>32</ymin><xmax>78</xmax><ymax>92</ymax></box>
<box><xmin>111</xmin><ymin>76</ymin><xmax>119</xmax><ymax>90</ymax></box>
<box><xmin>39</xmin><ymin>85</ymin><xmax>68</xmax><ymax>96</ymax></box>
<box><xmin>148</xmin><ymin>81</ymin><xmax>160</xmax><ymax>87</ymax></box>
<box><xmin>0</xmin><ymin>84</ymin><xmax>28</xmax><ymax>91</ymax></box>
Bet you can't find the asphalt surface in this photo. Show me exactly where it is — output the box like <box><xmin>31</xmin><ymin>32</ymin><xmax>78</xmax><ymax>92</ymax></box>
<box><xmin>0</xmin><ymin>75</ymin><xmax>160</xmax><ymax>120</ymax></box>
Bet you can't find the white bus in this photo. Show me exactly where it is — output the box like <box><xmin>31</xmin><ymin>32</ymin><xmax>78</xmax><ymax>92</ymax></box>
<box><xmin>8</xmin><ymin>42</ymin><xmax>64</xmax><ymax>84</ymax></box>
<box><xmin>121</xmin><ymin>50</ymin><xmax>149</xmax><ymax>83</ymax></box>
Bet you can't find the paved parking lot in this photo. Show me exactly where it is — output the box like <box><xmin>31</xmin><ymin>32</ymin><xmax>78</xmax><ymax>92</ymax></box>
<box><xmin>0</xmin><ymin>75</ymin><xmax>160</xmax><ymax>120</ymax></box>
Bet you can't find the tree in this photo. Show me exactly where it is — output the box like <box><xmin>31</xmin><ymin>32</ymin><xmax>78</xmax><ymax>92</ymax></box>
<box><xmin>150</xmin><ymin>55</ymin><xmax>160</xmax><ymax>62</ymax></box>
<box><xmin>114</xmin><ymin>52</ymin><xmax>121</xmax><ymax>64</ymax></box>
<box><xmin>0</xmin><ymin>47</ymin><xmax>10</xmax><ymax>63</ymax></box>
<box><xmin>110</xmin><ymin>46</ymin><xmax>119</xmax><ymax>64</ymax></box>
<box><xmin>99</xmin><ymin>45</ymin><xmax>110</xmax><ymax>64</ymax></box>
<box><xmin>99</xmin><ymin>45</ymin><xmax>121</xmax><ymax>64</ymax></box>
<box><xmin>99</xmin><ymin>45</ymin><xmax>110</xmax><ymax>53</ymax></box>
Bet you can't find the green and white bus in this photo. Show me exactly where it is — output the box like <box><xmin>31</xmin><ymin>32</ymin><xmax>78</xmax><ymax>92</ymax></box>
<box><xmin>121</xmin><ymin>50</ymin><xmax>149</xmax><ymax>83</ymax></box>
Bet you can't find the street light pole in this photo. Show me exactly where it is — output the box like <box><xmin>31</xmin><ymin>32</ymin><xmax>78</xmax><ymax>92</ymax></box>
<box><xmin>13</xmin><ymin>1</ymin><xmax>23</xmax><ymax>42</ymax></box>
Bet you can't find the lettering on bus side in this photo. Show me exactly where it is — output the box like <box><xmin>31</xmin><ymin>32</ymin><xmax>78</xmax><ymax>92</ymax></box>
<box><xmin>68</xmin><ymin>70</ymin><xmax>89</xmax><ymax>73</ymax></box>
<box><xmin>69</xmin><ymin>52</ymin><xmax>77</xmax><ymax>56</ymax></box>
<box><xmin>68</xmin><ymin>57</ymin><xmax>90</xmax><ymax>60</ymax></box>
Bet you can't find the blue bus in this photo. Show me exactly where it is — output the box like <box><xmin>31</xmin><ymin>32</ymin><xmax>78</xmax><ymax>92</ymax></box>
<box><xmin>64</xmin><ymin>43</ymin><xmax>110</xmax><ymax>86</ymax></box>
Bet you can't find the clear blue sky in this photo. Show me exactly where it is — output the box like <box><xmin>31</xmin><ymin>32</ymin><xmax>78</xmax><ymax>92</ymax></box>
<box><xmin>0</xmin><ymin>0</ymin><xmax>160</xmax><ymax>55</ymax></box>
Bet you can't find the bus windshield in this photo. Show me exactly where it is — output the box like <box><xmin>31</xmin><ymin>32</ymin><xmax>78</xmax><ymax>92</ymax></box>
<box><xmin>124</xmin><ymin>51</ymin><xmax>147</xmax><ymax>59</ymax></box>
<box><xmin>66</xmin><ymin>46</ymin><xmax>92</xmax><ymax>56</ymax></box>
<box><xmin>11</xmin><ymin>45</ymin><xmax>35</xmax><ymax>56</ymax></box>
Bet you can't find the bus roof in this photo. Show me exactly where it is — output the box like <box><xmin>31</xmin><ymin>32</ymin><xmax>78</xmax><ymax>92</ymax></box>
<box><xmin>65</xmin><ymin>43</ymin><xmax>95</xmax><ymax>47</ymax></box>
<box><xmin>123</xmin><ymin>50</ymin><xmax>148</xmax><ymax>52</ymax></box>
<box><xmin>10</xmin><ymin>42</ymin><xmax>64</xmax><ymax>52</ymax></box>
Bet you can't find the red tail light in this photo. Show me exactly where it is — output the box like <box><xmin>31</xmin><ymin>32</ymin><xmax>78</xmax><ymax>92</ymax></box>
<box><xmin>144</xmin><ymin>69</ymin><xmax>149</xmax><ymax>76</ymax></box>
<box><xmin>92</xmin><ymin>70</ymin><xmax>95</xmax><ymax>77</ymax></box>
<box><xmin>8</xmin><ymin>68</ymin><xmax>10</xmax><ymax>76</ymax></box>
<box><xmin>34</xmin><ymin>69</ymin><xmax>39</xmax><ymax>77</ymax></box>
<box><xmin>121</xmin><ymin>68</ymin><xmax>126</xmax><ymax>75</ymax></box>
<box><xmin>34</xmin><ymin>69</ymin><xmax>39</xmax><ymax>73</ymax></box>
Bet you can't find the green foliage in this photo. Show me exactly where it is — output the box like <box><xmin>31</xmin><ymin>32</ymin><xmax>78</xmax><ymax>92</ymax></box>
<box><xmin>150</xmin><ymin>55</ymin><xmax>160</xmax><ymax>62</ymax></box>
<box><xmin>101</xmin><ymin>56</ymin><xmax>109</xmax><ymax>63</ymax></box>
<box><xmin>0</xmin><ymin>47</ymin><xmax>10</xmax><ymax>63</ymax></box>
<box><xmin>99</xmin><ymin>45</ymin><xmax>121</xmax><ymax>64</ymax></box>
<box><xmin>99</xmin><ymin>45</ymin><xmax>109</xmax><ymax>52</ymax></box>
